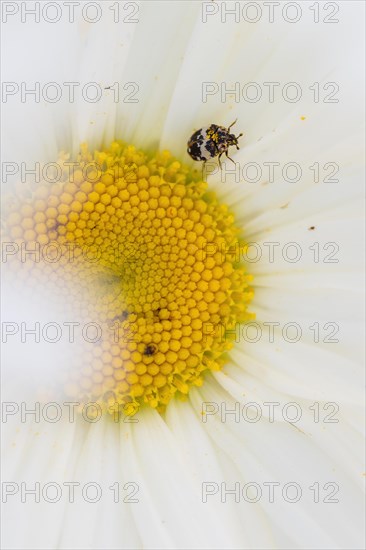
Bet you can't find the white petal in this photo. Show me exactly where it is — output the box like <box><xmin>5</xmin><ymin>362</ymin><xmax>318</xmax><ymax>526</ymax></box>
<box><xmin>191</xmin><ymin>378</ymin><xmax>365</xmax><ymax>549</ymax></box>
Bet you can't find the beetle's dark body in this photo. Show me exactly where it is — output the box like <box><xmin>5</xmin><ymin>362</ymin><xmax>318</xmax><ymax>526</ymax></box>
<box><xmin>187</xmin><ymin>120</ymin><xmax>243</xmax><ymax>168</ymax></box>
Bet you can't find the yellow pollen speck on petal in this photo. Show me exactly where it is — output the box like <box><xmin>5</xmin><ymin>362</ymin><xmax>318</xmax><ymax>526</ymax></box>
<box><xmin>2</xmin><ymin>141</ymin><xmax>254</xmax><ymax>416</ymax></box>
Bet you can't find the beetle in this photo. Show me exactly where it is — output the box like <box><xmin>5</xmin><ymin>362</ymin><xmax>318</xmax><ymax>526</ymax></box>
<box><xmin>143</xmin><ymin>343</ymin><xmax>158</xmax><ymax>356</ymax></box>
<box><xmin>187</xmin><ymin>119</ymin><xmax>243</xmax><ymax>169</ymax></box>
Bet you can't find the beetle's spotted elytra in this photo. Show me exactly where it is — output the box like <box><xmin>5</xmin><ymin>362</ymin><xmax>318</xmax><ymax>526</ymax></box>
<box><xmin>187</xmin><ymin>119</ymin><xmax>243</xmax><ymax>170</ymax></box>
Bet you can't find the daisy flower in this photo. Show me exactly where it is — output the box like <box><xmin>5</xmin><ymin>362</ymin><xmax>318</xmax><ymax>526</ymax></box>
<box><xmin>1</xmin><ymin>1</ymin><xmax>365</xmax><ymax>549</ymax></box>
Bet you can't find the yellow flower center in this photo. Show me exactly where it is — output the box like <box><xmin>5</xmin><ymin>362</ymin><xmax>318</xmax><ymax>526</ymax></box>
<box><xmin>3</xmin><ymin>141</ymin><xmax>254</xmax><ymax>416</ymax></box>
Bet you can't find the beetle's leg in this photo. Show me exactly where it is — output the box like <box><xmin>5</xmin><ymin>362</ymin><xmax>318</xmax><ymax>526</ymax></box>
<box><xmin>228</xmin><ymin>118</ymin><xmax>238</xmax><ymax>131</ymax></box>
<box><xmin>218</xmin><ymin>153</ymin><xmax>223</xmax><ymax>170</ymax></box>
<box><xmin>225</xmin><ymin>151</ymin><xmax>236</xmax><ymax>165</ymax></box>
<box><xmin>201</xmin><ymin>160</ymin><xmax>206</xmax><ymax>180</ymax></box>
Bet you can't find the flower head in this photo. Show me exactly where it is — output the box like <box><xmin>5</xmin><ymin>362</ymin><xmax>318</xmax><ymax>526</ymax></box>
<box><xmin>2</xmin><ymin>2</ymin><xmax>364</xmax><ymax>549</ymax></box>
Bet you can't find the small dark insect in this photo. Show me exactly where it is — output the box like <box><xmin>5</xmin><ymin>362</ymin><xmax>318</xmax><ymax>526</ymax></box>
<box><xmin>111</xmin><ymin>310</ymin><xmax>129</xmax><ymax>322</ymax></box>
<box><xmin>187</xmin><ymin>119</ymin><xmax>243</xmax><ymax>169</ymax></box>
<box><xmin>143</xmin><ymin>344</ymin><xmax>158</xmax><ymax>356</ymax></box>
<box><xmin>308</xmin><ymin>226</ymin><xmax>315</xmax><ymax>231</ymax></box>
